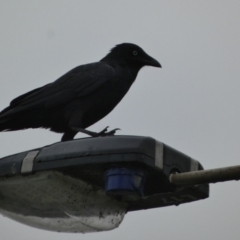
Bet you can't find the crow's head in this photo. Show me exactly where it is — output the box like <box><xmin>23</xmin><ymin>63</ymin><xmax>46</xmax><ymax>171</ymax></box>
<box><xmin>102</xmin><ymin>43</ymin><xmax>161</xmax><ymax>69</ymax></box>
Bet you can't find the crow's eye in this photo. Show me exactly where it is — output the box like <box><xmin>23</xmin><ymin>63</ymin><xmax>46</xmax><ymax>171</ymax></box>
<box><xmin>132</xmin><ymin>50</ymin><xmax>138</xmax><ymax>56</ymax></box>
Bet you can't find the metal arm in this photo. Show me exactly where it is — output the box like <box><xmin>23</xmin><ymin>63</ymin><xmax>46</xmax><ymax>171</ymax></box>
<box><xmin>169</xmin><ymin>165</ymin><xmax>240</xmax><ymax>185</ymax></box>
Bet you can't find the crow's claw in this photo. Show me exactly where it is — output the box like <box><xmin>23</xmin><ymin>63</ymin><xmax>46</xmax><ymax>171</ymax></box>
<box><xmin>95</xmin><ymin>127</ymin><xmax>120</xmax><ymax>137</ymax></box>
<box><xmin>94</xmin><ymin>126</ymin><xmax>109</xmax><ymax>137</ymax></box>
<box><xmin>103</xmin><ymin>128</ymin><xmax>121</xmax><ymax>136</ymax></box>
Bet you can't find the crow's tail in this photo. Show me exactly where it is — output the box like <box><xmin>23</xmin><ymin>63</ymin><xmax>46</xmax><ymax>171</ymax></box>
<box><xmin>0</xmin><ymin>105</ymin><xmax>47</xmax><ymax>132</ymax></box>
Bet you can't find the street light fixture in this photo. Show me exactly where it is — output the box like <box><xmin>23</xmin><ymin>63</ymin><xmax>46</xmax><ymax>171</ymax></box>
<box><xmin>0</xmin><ymin>136</ymin><xmax>209</xmax><ymax>233</ymax></box>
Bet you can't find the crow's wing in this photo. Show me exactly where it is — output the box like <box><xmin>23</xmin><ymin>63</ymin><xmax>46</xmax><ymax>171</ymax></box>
<box><xmin>1</xmin><ymin>62</ymin><xmax>115</xmax><ymax>115</ymax></box>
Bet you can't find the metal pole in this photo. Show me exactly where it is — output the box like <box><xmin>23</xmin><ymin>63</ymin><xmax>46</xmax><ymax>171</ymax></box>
<box><xmin>169</xmin><ymin>165</ymin><xmax>240</xmax><ymax>185</ymax></box>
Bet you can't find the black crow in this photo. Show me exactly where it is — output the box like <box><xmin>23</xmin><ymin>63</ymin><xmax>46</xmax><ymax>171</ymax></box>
<box><xmin>0</xmin><ymin>43</ymin><xmax>161</xmax><ymax>141</ymax></box>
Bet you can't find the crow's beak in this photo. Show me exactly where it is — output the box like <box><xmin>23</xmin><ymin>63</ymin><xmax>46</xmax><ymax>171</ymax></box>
<box><xmin>148</xmin><ymin>57</ymin><xmax>162</xmax><ymax>68</ymax></box>
<box><xmin>141</xmin><ymin>53</ymin><xmax>162</xmax><ymax>68</ymax></box>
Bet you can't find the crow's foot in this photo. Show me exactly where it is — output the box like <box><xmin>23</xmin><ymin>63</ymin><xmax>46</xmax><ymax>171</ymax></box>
<box><xmin>71</xmin><ymin>126</ymin><xmax>120</xmax><ymax>138</ymax></box>
<box><xmin>94</xmin><ymin>126</ymin><xmax>120</xmax><ymax>137</ymax></box>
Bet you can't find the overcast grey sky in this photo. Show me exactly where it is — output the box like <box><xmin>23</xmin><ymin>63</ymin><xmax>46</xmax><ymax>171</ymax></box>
<box><xmin>0</xmin><ymin>1</ymin><xmax>240</xmax><ymax>239</ymax></box>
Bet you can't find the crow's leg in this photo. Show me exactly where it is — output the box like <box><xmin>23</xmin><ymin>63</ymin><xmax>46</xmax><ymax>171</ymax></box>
<box><xmin>61</xmin><ymin>130</ymin><xmax>77</xmax><ymax>142</ymax></box>
<box><xmin>67</xmin><ymin>112</ymin><xmax>120</xmax><ymax>139</ymax></box>
<box><xmin>71</xmin><ymin>126</ymin><xmax>120</xmax><ymax>137</ymax></box>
